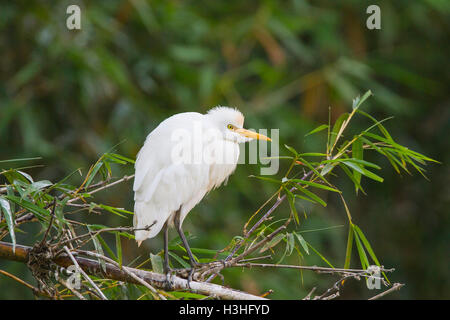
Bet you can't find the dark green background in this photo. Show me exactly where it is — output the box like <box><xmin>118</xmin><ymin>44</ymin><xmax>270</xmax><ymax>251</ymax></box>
<box><xmin>0</xmin><ymin>0</ymin><xmax>448</xmax><ymax>299</ymax></box>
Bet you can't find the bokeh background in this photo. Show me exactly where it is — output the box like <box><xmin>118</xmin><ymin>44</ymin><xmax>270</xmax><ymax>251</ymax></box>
<box><xmin>0</xmin><ymin>0</ymin><xmax>448</xmax><ymax>299</ymax></box>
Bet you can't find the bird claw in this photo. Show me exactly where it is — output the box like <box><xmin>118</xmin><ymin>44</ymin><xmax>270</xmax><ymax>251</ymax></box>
<box><xmin>164</xmin><ymin>267</ymin><xmax>176</xmax><ymax>291</ymax></box>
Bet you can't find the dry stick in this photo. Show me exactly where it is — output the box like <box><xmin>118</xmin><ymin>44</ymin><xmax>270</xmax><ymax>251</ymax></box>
<box><xmin>57</xmin><ymin>224</ymin><xmax>155</xmax><ymax>249</ymax></box>
<box><xmin>232</xmin><ymin>263</ymin><xmax>394</xmax><ymax>274</ymax></box>
<box><xmin>303</xmin><ymin>287</ymin><xmax>316</xmax><ymax>300</ymax></box>
<box><xmin>368</xmin><ymin>282</ymin><xmax>404</xmax><ymax>300</ymax></box>
<box><xmin>314</xmin><ymin>273</ymin><xmax>356</xmax><ymax>300</ymax></box>
<box><xmin>63</xmin><ymin>246</ymin><xmax>108</xmax><ymax>300</ymax></box>
<box><xmin>67</xmin><ymin>175</ymin><xmax>135</xmax><ymax>205</ymax></box>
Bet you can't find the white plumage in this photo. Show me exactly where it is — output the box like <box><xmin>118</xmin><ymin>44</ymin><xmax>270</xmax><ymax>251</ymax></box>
<box><xmin>133</xmin><ymin>106</ymin><xmax>270</xmax><ymax>269</ymax></box>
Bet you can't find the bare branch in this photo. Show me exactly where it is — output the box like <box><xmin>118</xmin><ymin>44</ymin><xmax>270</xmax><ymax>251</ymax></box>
<box><xmin>368</xmin><ymin>283</ymin><xmax>405</xmax><ymax>300</ymax></box>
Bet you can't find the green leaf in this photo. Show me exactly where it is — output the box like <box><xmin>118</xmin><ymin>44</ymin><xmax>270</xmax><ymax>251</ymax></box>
<box><xmin>87</xmin><ymin>226</ymin><xmax>107</xmax><ymax>273</ymax></box>
<box><xmin>116</xmin><ymin>233</ymin><xmax>123</xmax><ymax>268</ymax></box>
<box><xmin>341</xmin><ymin>161</ymin><xmax>383</xmax><ymax>182</ymax></box>
<box><xmin>292</xmin><ymin>179</ymin><xmax>340</xmax><ymax>193</ymax></box>
<box><xmin>320</xmin><ymin>163</ymin><xmax>336</xmax><ymax>176</ymax></box>
<box><xmin>0</xmin><ymin>157</ymin><xmax>42</xmax><ymax>164</ymax></box>
<box><xmin>0</xmin><ymin>197</ymin><xmax>15</xmax><ymax>253</ymax></box>
<box><xmin>353</xmin><ymin>225</ymin><xmax>381</xmax><ymax>267</ymax></box>
<box><xmin>4</xmin><ymin>195</ymin><xmax>49</xmax><ymax>220</ymax></box>
<box><xmin>298</xmin><ymin>157</ymin><xmax>332</xmax><ymax>186</ymax></box>
<box><xmin>294</xmin><ymin>232</ymin><xmax>309</xmax><ymax>255</ymax></box>
<box><xmin>249</xmin><ymin>175</ymin><xmax>282</xmax><ymax>185</ymax></box>
<box><xmin>150</xmin><ymin>253</ymin><xmax>164</xmax><ymax>274</ymax></box>
<box><xmin>110</xmin><ymin>153</ymin><xmax>135</xmax><ymax>164</ymax></box>
<box><xmin>284</xmin><ymin>144</ymin><xmax>298</xmax><ymax>156</ymax></box>
<box><xmin>260</xmin><ymin>233</ymin><xmax>285</xmax><ymax>253</ymax></box>
<box><xmin>285</xmin><ymin>233</ymin><xmax>295</xmax><ymax>256</ymax></box>
<box><xmin>284</xmin><ymin>187</ymin><xmax>299</xmax><ymax>224</ymax></box>
<box><xmin>85</xmin><ymin>162</ymin><xmax>103</xmax><ymax>188</ymax></box>
<box><xmin>297</xmin><ymin>187</ymin><xmax>327</xmax><ymax>207</ymax></box>
<box><xmin>170</xmin><ymin>291</ymin><xmax>207</xmax><ymax>300</ymax></box>
<box><xmin>298</xmin><ymin>153</ymin><xmax>327</xmax><ymax>157</ymax></box>
<box><xmin>352</xmin><ymin>90</ymin><xmax>372</xmax><ymax>110</ymax></box>
<box><xmin>168</xmin><ymin>251</ymin><xmax>190</xmax><ymax>268</ymax></box>
<box><xmin>328</xmin><ymin>113</ymin><xmax>349</xmax><ymax>151</ymax></box>
<box><xmin>339</xmin><ymin>164</ymin><xmax>365</xmax><ymax>195</ymax></box>
<box><xmin>305</xmin><ymin>124</ymin><xmax>329</xmax><ymax>137</ymax></box>
<box><xmin>344</xmin><ymin>224</ymin><xmax>354</xmax><ymax>269</ymax></box>
<box><xmin>96</xmin><ymin>234</ymin><xmax>117</xmax><ymax>261</ymax></box>
<box><xmin>307</xmin><ymin>242</ymin><xmax>334</xmax><ymax>268</ymax></box>
<box><xmin>353</xmin><ymin>228</ymin><xmax>369</xmax><ymax>269</ymax></box>
<box><xmin>356</xmin><ymin>109</ymin><xmax>393</xmax><ymax>141</ymax></box>
<box><xmin>352</xmin><ymin>137</ymin><xmax>363</xmax><ymax>193</ymax></box>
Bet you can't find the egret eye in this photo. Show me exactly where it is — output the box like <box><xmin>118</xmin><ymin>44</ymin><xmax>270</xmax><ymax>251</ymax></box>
<box><xmin>227</xmin><ymin>124</ymin><xmax>234</xmax><ymax>130</ymax></box>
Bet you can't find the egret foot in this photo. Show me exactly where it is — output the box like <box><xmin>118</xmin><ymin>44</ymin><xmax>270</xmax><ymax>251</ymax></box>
<box><xmin>164</xmin><ymin>266</ymin><xmax>176</xmax><ymax>291</ymax></box>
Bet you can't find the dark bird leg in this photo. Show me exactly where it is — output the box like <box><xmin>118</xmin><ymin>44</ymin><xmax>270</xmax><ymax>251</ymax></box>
<box><xmin>163</xmin><ymin>221</ymin><xmax>174</xmax><ymax>290</ymax></box>
<box><xmin>163</xmin><ymin>221</ymin><xmax>171</xmax><ymax>273</ymax></box>
<box><xmin>174</xmin><ymin>209</ymin><xmax>207</xmax><ymax>286</ymax></box>
<box><xmin>174</xmin><ymin>209</ymin><xmax>199</xmax><ymax>268</ymax></box>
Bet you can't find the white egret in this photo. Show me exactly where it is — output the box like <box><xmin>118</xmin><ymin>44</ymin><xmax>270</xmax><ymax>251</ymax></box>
<box><xmin>133</xmin><ymin>106</ymin><xmax>270</xmax><ymax>273</ymax></box>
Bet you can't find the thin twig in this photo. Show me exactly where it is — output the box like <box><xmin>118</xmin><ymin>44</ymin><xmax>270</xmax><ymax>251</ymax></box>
<box><xmin>368</xmin><ymin>283</ymin><xmax>404</xmax><ymax>300</ymax></box>
<box><xmin>63</xmin><ymin>246</ymin><xmax>108</xmax><ymax>300</ymax></box>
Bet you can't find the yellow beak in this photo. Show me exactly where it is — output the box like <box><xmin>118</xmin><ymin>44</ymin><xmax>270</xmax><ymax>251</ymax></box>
<box><xmin>235</xmin><ymin>128</ymin><xmax>271</xmax><ymax>141</ymax></box>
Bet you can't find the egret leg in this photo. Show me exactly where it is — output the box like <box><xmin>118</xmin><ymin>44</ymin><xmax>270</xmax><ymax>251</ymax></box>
<box><xmin>174</xmin><ymin>209</ymin><xmax>199</xmax><ymax>268</ymax></box>
<box><xmin>163</xmin><ymin>221</ymin><xmax>171</xmax><ymax>273</ymax></box>
<box><xmin>163</xmin><ymin>221</ymin><xmax>174</xmax><ymax>291</ymax></box>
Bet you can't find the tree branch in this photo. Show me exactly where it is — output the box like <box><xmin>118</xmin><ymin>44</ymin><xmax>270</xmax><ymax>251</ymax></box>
<box><xmin>0</xmin><ymin>241</ymin><xmax>266</xmax><ymax>300</ymax></box>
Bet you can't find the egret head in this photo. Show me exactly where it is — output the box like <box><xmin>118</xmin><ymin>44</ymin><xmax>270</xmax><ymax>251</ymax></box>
<box><xmin>207</xmin><ymin>106</ymin><xmax>271</xmax><ymax>143</ymax></box>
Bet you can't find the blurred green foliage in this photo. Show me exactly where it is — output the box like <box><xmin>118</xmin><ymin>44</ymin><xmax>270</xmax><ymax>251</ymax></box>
<box><xmin>0</xmin><ymin>0</ymin><xmax>448</xmax><ymax>299</ymax></box>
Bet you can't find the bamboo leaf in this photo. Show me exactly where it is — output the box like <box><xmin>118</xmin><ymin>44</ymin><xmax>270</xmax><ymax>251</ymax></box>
<box><xmin>260</xmin><ymin>233</ymin><xmax>285</xmax><ymax>253</ymax></box>
<box><xmin>96</xmin><ymin>234</ymin><xmax>117</xmax><ymax>261</ymax></box>
<box><xmin>352</xmin><ymin>137</ymin><xmax>363</xmax><ymax>193</ymax></box>
<box><xmin>4</xmin><ymin>195</ymin><xmax>49</xmax><ymax>220</ymax></box>
<box><xmin>353</xmin><ymin>228</ymin><xmax>369</xmax><ymax>269</ymax></box>
<box><xmin>341</xmin><ymin>161</ymin><xmax>384</xmax><ymax>183</ymax></box>
<box><xmin>294</xmin><ymin>232</ymin><xmax>309</xmax><ymax>255</ymax></box>
<box><xmin>329</xmin><ymin>113</ymin><xmax>349</xmax><ymax>152</ymax></box>
<box><xmin>284</xmin><ymin>187</ymin><xmax>299</xmax><ymax>224</ymax></box>
<box><xmin>0</xmin><ymin>197</ymin><xmax>15</xmax><ymax>253</ymax></box>
<box><xmin>150</xmin><ymin>253</ymin><xmax>164</xmax><ymax>274</ymax></box>
<box><xmin>305</xmin><ymin>124</ymin><xmax>329</xmax><ymax>137</ymax></box>
<box><xmin>352</xmin><ymin>90</ymin><xmax>372</xmax><ymax>110</ymax></box>
<box><xmin>284</xmin><ymin>144</ymin><xmax>298</xmax><ymax>156</ymax></box>
<box><xmin>85</xmin><ymin>162</ymin><xmax>103</xmax><ymax>188</ymax></box>
<box><xmin>297</xmin><ymin>187</ymin><xmax>327</xmax><ymax>207</ymax></box>
<box><xmin>87</xmin><ymin>225</ymin><xmax>107</xmax><ymax>273</ymax></box>
<box><xmin>344</xmin><ymin>224</ymin><xmax>354</xmax><ymax>269</ymax></box>
<box><xmin>292</xmin><ymin>179</ymin><xmax>340</xmax><ymax>193</ymax></box>
<box><xmin>339</xmin><ymin>163</ymin><xmax>366</xmax><ymax>195</ymax></box>
<box><xmin>116</xmin><ymin>232</ymin><xmax>123</xmax><ymax>268</ymax></box>
<box><xmin>168</xmin><ymin>251</ymin><xmax>190</xmax><ymax>268</ymax></box>
<box><xmin>307</xmin><ymin>242</ymin><xmax>334</xmax><ymax>268</ymax></box>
